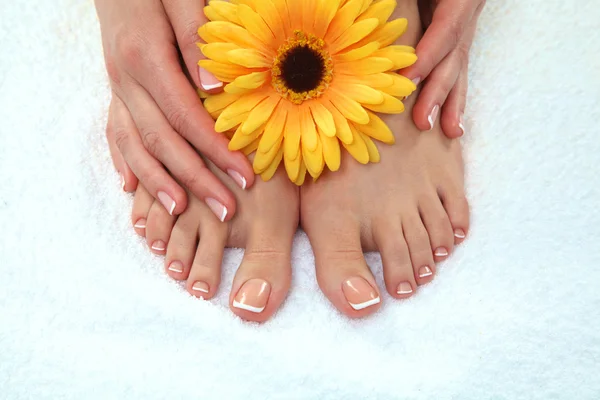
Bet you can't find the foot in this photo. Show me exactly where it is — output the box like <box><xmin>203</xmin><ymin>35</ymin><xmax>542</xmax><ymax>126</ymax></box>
<box><xmin>131</xmin><ymin>162</ymin><xmax>299</xmax><ymax>322</ymax></box>
<box><xmin>300</xmin><ymin>1</ymin><xmax>470</xmax><ymax>317</ymax></box>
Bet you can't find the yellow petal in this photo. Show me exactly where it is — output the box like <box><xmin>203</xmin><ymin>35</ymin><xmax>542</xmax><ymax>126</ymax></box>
<box><xmin>227</xmin><ymin>49</ymin><xmax>271</xmax><ymax>68</ymax></box>
<box><xmin>219</xmin><ymin>89</ymin><xmax>269</xmax><ymax>120</ymax></box>
<box><xmin>284</xmin><ymin>150</ymin><xmax>302</xmax><ymax>182</ymax></box>
<box><xmin>325</xmin><ymin>99</ymin><xmax>354</xmax><ymax>144</ymax></box>
<box><xmin>336</xmin><ymin>72</ymin><xmax>394</xmax><ymax>87</ymax></box>
<box><xmin>230</xmin><ymin>70</ymin><xmax>270</xmax><ymax>89</ymax></box>
<box><xmin>380</xmin><ymin>72</ymin><xmax>417</xmax><ymax>97</ymax></box>
<box><xmin>360</xmin><ymin>131</ymin><xmax>381</xmax><ymax>163</ymax></box>
<box><xmin>259</xmin><ymin>103</ymin><xmax>288</xmax><ymax>152</ymax></box>
<box><xmin>242</xmin><ymin>136</ymin><xmax>261</xmax><ymax>155</ymax></box>
<box><xmin>203</xmin><ymin>21</ymin><xmax>273</xmax><ymax>56</ymax></box>
<box><xmin>326</xmin><ymin>0</ymin><xmax>363</xmax><ymax>42</ymax></box>
<box><xmin>229</xmin><ymin>125</ymin><xmax>263</xmax><ymax>151</ymax></box>
<box><xmin>284</xmin><ymin>107</ymin><xmax>301</xmax><ymax>160</ymax></box>
<box><xmin>309</xmin><ymin>101</ymin><xmax>336</xmax><ymax>137</ymax></box>
<box><xmin>242</xmin><ymin>96</ymin><xmax>281</xmax><ymax>134</ymax></box>
<box><xmin>354</xmin><ymin>111</ymin><xmax>395</xmax><ymax>144</ymax></box>
<box><xmin>203</xmin><ymin>91</ymin><xmax>240</xmax><ymax>116</ymax></box>
<box><xmin>344</xmin><ymin>84</ymin><xmax>385</xmax><ymax>105</ymax></box>
<box><xmin>373</xmin><ymin>48</ymin><xmax>418</xmax><ymax>69</ymax></box>
<box><xmin>300</xmin><ymin>105</ymin><xmax>318</xmax><ymax>152</ymax></box>
<box><xmin>207</xmin><ymin>1</ymin><xmax>242</xmax><ymax>25</ymax></box>
<box><xmin>329</xmin><ymin>18</ymin><xmax>379</xmax><ymax>54</ymax></box>
<box><xmin>260</xmin><ymin>146</ymin><xmax>284</xmax><ymax>181</ymax></box>
<box><xmin>335</xmin><ymin>57</ymin><xmax>395</xmax><ymax>75</ymax></box>
<box><xmin>358</xmin><ymin>18</ymin><xmax>408</xmax><ymax>48</ymax></box>
<box><xmin>215</xmin><ymin>111</ymin><xmax>249</xmax><ymax>133</ymax></box>
<box><xmin>201</xmin><ymin>43</ymin><xmax>240</xmax><ymax>63</ymax></box>
<box><xmin>303</xmin><ymin>136</ymin><xmax>324</xmax><ymax>179</ymax></box>
<box><xmin>320</xmin><ymin>130</ymin><xmax>341</xmax><ymax>171</ymax></box>
<box><xmin>334</xmin><ymin>41</ymin><xmax>380</xmax><ymax>62</ymax></box>
<box><xmin>362</xmin><ymin>93</ymin><xmax>405</xmax><ymax>114</ymax></box>
<box><xmin>294</xmin><ymin>160</ymin><xmax>307</xmax><ymax>186</ymax></box>
<box><xmin>327</xmin><ymin>87</ymin><xmax>370</xmax><ymax>124</ymax></box>
<box><xmin>314</xmin><ymin>0</ymin><xmax>342</xmax><ymax>37</ymax></box>
<box><xmin>197</xmin><ymin>60</ymin><xmax>254</xmax><ymax>82</ymax></box>
<box><xmin>342</xmin><ymin>125</ymin><xmax>370</xmax><ymax>164</ymax></box>
<box><xmin>254</xmin><ymin>135</ymin><xmax>283</xmax><ymax>173</ymax></box>
<box><xmin>356</xmin><ymin>0</ymin><xmax>396</xmax><ymax>26</ymax></box>
<box><xmin>254</xmin><ymin>0</ymin><xmax>286</xmax><ymax>44</ymax></box>
<box><xmin>237</xmin><ymin>4</ymin><xmax>275</xmax><ymax>46</ymax></box>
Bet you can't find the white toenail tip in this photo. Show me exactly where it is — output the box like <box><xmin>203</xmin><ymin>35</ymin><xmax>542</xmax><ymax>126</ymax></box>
<box><xmin>192</xmin><ymin>287</ymin><xmax>209</xmax><ymax>294</ymax></box>
<box><xmin>459</xmin><ymin>122</ymin><xmax>465</xmax><ymax>135</ymax></box>
<box><xmin>241</xmin><ymin>177</ymin><xmax>247</xmax><ymax>190</ymax></box>
<box><xmin>201</xmin><ymin>81</ymin><xmax>223</xmax><ymax>91</ymax></box>
<box><xmin>168</xmin><ymin>266</ymin><xmax>183</xmax><ymax>273</ymax></box>
<box><xmin>455</xmin><ymin>233</ymin><xmax>466</xmax><ymax>239</ymax></box>
<box><xmin>121</xmin><ymin>176</ymin><xmax>126</xmax><ymax>190</ymax></box>
<box><xmin>419</xmin><ymin>271</ymin><xmax>433</xmax><ymax>278</ymax></box>
<box><xmin>348</xmin><ymin>297</ymin><xmax>380</xmax><ymax>311</ymax></box>
<box><xmin>169</xmin><ymin>202</ymin><xmax>176</xmax><ymax>216</ymax></box>
<box><xmin>397</xmin><ymin>289</ymin><xmax>413</xmax><ymax>295</ymax></box>
<box><xmin>220</xmin><ymin>207</ymin><xmax>228</xmax><ymax>222</ymax></box>
<box><xmin>134</xmin><ymin>223</ymin><xmax>146</xmax><ymax>229</ymax></box>
<box><xmin>232</xmin><ymin>300</ymin><xmax>265</xmax><ymax>313</ymax></box>
<box><xmin>152</xmin><ymin>245</ymin><xmax>166</xmax><ymax>252</ymax></box>
<box><xmin>435</xmin><ymin>250</ymin><xmax>449</xmax><ymax>257</ymax></box>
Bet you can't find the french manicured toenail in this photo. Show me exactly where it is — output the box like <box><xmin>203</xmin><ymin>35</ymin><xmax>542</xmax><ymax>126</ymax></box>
<box><xmin>157</xmin><ymin>191</ymin><xmax>176</xmax><ymax>215</ymax></box>
<box><xmin>458</xmin><ymin>114</ymin><xmax>466</xmax><ymax>136</ymax></box>
<box><xmin>227</xmin><ymin>169</ymin><xmax>247</xmax><ymax>190</ymax></box>
<box><xmin>205</xmin><ymin>198</ymin><xmax>228</xmax><ymax>222</ymax></box>
<box><xmin>168</xmin><ymin>261</ymin><xmax>183</xmax><ymax>273</ymax></box>
<box><xmin>342</xmin><ymin>277</ymin><xmax>380</xmax><ymax>311</ymax></box>
<box><xmin>434</xmin><ymin>247</ymin><xmax>449</xmax><ymax>257</ymax></box>
<box><xmin>454</xmin><ymin>229</ymin><xmax>466</xmax><ymax>239</ymax></box>
<box><xmin>134</xmin><ymin>219</ymin><xmax>146</xmax><ymax>229</ymax></box>
<box><xmin>120</xmin><ymin>173</ymin><xmax>125</xmax><ymax>191</ymax></box>
<box><xmin>428</xmin><ymin>104</ymin><xmax>440</xmax><ymax>131</ymax></box>
<box><xmin>233</xmin><ymin>279</ymin><xmax>271</xmax><ymax>313</ymax></box>
<box><xmin>192</xmin><ymin>281</ymin><xmax>209</xmax><ymax>294</ymax></box>
<box><xmin>397</xmin><ymin>282</ymin><xmax>413</xmax><ymax>295</ymax></box>
<box><xmin>151</xmin><ymin>240</ymin><xmax>166</xmax><ymax>252</ymax></box>
<box><xmin>419</xmin><ymin>266</ymin><xmax>433</xmax><ymax>278</ymax></box>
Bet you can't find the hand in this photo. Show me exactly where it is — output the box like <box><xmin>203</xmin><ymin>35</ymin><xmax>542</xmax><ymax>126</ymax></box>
<box><xmin>402</xmin><ymin>0</ymin><xmax>485</xmax><ymax>138</ymax></box>
<box><xmin>95</xmin><ymin>0</ymin><xmax>254</xmax><ymax>220</ymax></box>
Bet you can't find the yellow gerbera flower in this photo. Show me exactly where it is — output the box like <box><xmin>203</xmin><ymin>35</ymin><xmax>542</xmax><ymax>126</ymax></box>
<box><xmin>199</xmin><ymin>0</ymin><xmax>417</xmax><ymax>184</ymax></box>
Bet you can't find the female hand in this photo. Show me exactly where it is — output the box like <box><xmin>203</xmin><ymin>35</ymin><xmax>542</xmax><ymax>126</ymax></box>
<box><xmin>403</xmin><ymin>0</ymin><xmax>485</xmax><ymax>138</ymax></box>
<box><xmin>95</xmin><ymin>0</ymin><xmax>254</xmax><ymax>221</ymax></box>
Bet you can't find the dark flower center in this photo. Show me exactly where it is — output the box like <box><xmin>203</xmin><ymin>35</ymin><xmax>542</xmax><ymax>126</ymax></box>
<box><xmin>280</xmin><ymin>45</ymin><xmax>325</xmax><ymax>93</ymax></box>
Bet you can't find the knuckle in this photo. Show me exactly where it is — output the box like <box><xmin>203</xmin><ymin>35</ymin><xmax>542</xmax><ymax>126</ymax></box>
<box><xmin>178</xmin><ymin>167</ymin><xmax>204</xmax><ymax>192</ymax></box>
<box><xmin>113</xmin><ymin>126</ymin><xmax>130</xmax><ymax>151</ymax></box>
<box><xmin>141</xmin><ymin>129</ymin><xmax>162</xmax><ymax>156</ymax></box>
<box><xmin>449</xmin><ymin>19</ymin><xmax>465</xmax><ymax>47</ymax></box>
<box><xmin>114</xmin><ymin>29</ymin><xmax>146</xmax><ymax>70</ymax></box>
<box><xmin>179</xmin><ymin>19</ymin><xmax>201</xmax><ymax>49</ymax></box>
<box><xmin>165</xmin><ymin>106</ymin><xmax>191</xmax><ymax>136</ymax></box>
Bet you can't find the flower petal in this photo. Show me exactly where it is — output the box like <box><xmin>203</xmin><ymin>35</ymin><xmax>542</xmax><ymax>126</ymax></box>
<box><xmin>259</xmin><ymin>102</ymin><xmax>288</xmax><ymax>152</ymax></box>
<box><xmin>254</xmin><ymin>134</ymin><xmax>283</xmax><ymax>174</ymax></box>
<box><xmin>335</xmin><ymin>57</ymin><xmax>394</xmax><ymax>75</ymax></box>
<box><xmin>284</xmin><ymin>106</ymin><xmax>301</xmax><ymax>160</ymax></box>
<box><xmin>360</xmin><ymin>131</ymin><xmax>380</xmax><ymax>163</ymax></box>
<box><xmin>260</xmin><ymin>146</ymin><xmax>284</xmax><ymax>181</ymax></box>
<box><xmin>309</xmin><ymin>101</ymin><xmax>336</xmax><ymax>137</ymax></box>
<box><xmin>300</xmin><ymin>105</ymin><xmax>318</xmax><ymax>151</ymax></box>
<box><xmin>362</xmin><ymin>93</ymin><xmax>405</xmax><ymax>114</ymax></box>
<box><xmin>237</xmin><ymin>4</ymin><xmax>276</xmax><ymax>47</ymax></box>
<box><xmin>242</xmin><ymin>95</ymin><xmax>281</xmax><ymax>134</ymax></box>
<box><xmin>355</xmin><ymin>111</ymin><xmax>395</xmax><ymax>144</ymax></box>
<box><xmin>320</xmin><ymin>130</ymin><xmax>341</xmax><ymax>171</ymax></box>
<box><xmin>229</xmin><ymin>124</ymin><xmax>264</xmax><ymax>151</ymax></box>
<box><xmin>342</xmin><ymin>125</ymin><xmax>370</xmax><ymax>164</ymax></box>
<box><xmin>344</xmin><ymin>84</ymin><xmax>385</xmax><ymax>105</ymax></box>
<box><xmin>356</xmin><ymin>0</ymin><xmax>395</xmax><ymax>26</ymax></box>
<box><xmin>329</xmin><ymin>18</ymin><xmax>379</xmax><ymax>54</ymax></box>
<box><xmin>327</xmin><ymin>88</ymin><xmax>370</xmax><ymax>124</ymax></box>
<box><xmin>227</xmin><ymin>49</ymin><xmax>271</xmax><ymax>68</ymax></box>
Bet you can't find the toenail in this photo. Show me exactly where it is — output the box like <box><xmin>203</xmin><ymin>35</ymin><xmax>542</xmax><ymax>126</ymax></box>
<box><xmin>205</xmin><ymin>198</ymin><xmax>228</xmax><ymax>222</ymax></box>
<box><xmin>458</xmin><ymin>114</ymin><xmax>465</xmax><ymax>136</ymax></box>
<box><xmin>191</xmin><ymin>281</ymin><xmax>210</xmax><ymax>294</ymax></box>
<box><xmin>168</xmin><ymin>261</ymin><xmax>183</xmax><ymax>273</ymax></box>
<box><xmin>151</xmin><ymin>240</ymin><xmax>166</xmax><ymax>252</ymax></box>
<box><xmin>120</xmin><ymin>173</ymin><xmax>125</xmax><ymax>191</ymax></box>
<box><xmin>134</xmin><ymin>219</ymin><xmax>146</xmax><ymax>229</ymax></box>
<box><xmin>397</xmin><ymin>282</ymin><xmax>413</xmax><ymax>295</ymax></box>
<box><xmin>233</xmin><ymin>279</ymin><xmax>271</xmax><ymax>313</ymax></box>
<box><xmin>342</xmin><ymin>277</ymin><xmax>380</xmax><ymax>311</ymax></box>
<box><xmin>454</xmin><ymin>229</ymin><xmax>466</xmax><ymax>239</ymax></box>
<box><xmin>227</xmin><ymin>169</ymin><xmax>247</xmax><ymax>190</ymax></box>
<box><xmin>157</xmin><ymin>191</ymin><xmax>176</xmax><ymax>215</ymax></box>
<box><xmin>419</xmin><ymin>266</ymin><xmax>433</xmax><ymax>278</ymax></box>
<box><xmin>434</xmin><ymin>247</ymin><xmax>449</xmax><ymax>257</ymax></box>
<box><xmin>427</xmin><ymin>104</ymin><xmax>440</xmax><ymax>131</ymax></box>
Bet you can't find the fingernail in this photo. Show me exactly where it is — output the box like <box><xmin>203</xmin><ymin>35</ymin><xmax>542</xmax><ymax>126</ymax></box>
<box><xmin>192</xmin><ymin>281</ymin><xmax>210</xmax><ymax>294</ymax></box>
<box><xmin>342</xmin><ymin>277</ymin><xmax>380</xmax><ymax>311</ymax></box>
<box><xmin>199</xmin><ymin>66</ymin><xmax>223</xmax><ymax>91</ymax></box>
<box><xmin>168</xmin><ymin>261</ymin><xmax>184</xmax><ymax>273</ymax></box>
<box><xmin>458</xmin><ymin>114</ymin><xmax>465</xmax><ymax>136</ymax></box>
<box><xmin>205</xmin><ymin>198</ymin><xmax>228</xmax><ymax>222</ymax></box>
<box><xmin>419</xmin><ymin>266</ymin><xmax>433</xmax><ymax>278</ymax></box>
<box><xmin>227</xmin><ymin>169</ymin><xmax>247</xmax><ymax>190</ymax></box>
<box><xmin>454</xmin><ymin>228</ymin><xmax>466</xmax><ymax>239</ymax></box>
<box><xmin>411</xmin><ymin>77</ymin><xmax>421</xmax><ymax>86</ymax></box>
<box><xmin>120</xmin><ymin>173</ymin><xmax>126</xmax><ymax>191</ymax></box>
<box><xmin>428</xmin><ymin>104</ymin><xmax>440</xmax><ymax>131</ymax></box>
<box><xmin>151</xmin><ymin>240</ymin><xmax>166</xmax><ymax>252</ymax></box>
<box><xmin>157</xmin><ymin>191</ymin><xmax>176</xmax><ymax>215</ymax></box>
<box><xmin>233</xmin><ymin>278</ymin><xmax>271</xmax><ymax>313</ymax></box>
<box><xmin>434</xmin><ymin>247</ymin><xmax>449</xmax><ymax>257</ymax></box>
<box><xmin>396</xmin><ymin>282</ymin><xmax>413</xmax><ymax>295</ymax></box>
<box><xmin>134</xmin><ymin>218</ymin><xmax>146</xmax><ymax>229</ymax></box>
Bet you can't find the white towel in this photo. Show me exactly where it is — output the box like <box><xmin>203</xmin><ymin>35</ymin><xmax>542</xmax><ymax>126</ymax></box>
<box><xmin>1</xmin><ymin>0</ymin><xmax>599</xmax><ymax>398</ymax></box>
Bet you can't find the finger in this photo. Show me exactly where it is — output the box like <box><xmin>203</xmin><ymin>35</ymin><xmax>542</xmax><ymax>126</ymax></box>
<box><xmin>164</xmin><ymin>0</ymin><xmax>224</xmax><ymax>93</ymax></box>
<box><xmin>441</xmin><ymin>63</ymin><xmax>468</xmax><ymax>138</ymax></box>
<box><xmin>129</xmin><ymin>37</ymin><xmax>255</xmax><ymax>192</ymax></box>
<box><xmin>120</xmin><ymin>83</ymin><xmax>237</xmax><ymax>222</ymax></box>
<box><xmin>402</xmin><ymin>0</ymin><xmax>478</xmax><ymax>83</ymax></box>
<box><xmin>111</xmin><ymin>94</ymin><xmax>189</xmax><ymax>215</ymax></box>
<box><xmin>107</xmin><ymin>95</ymin><xmax>139</xmax><ymax>192</ymax></box>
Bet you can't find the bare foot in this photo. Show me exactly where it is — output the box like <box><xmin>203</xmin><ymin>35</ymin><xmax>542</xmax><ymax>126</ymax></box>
<box><xmin>300</xmin><ymin>1</ymin><xmax>470</xmax><ymax>317</ymax></box>
<box><xmin>131</xmin><ymin>163</ymin><xmax>299</xmax><ymax>322</ymax></box>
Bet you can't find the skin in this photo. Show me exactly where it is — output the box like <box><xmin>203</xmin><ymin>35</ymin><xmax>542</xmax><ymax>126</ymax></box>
<box><xmin>98</xmin><ymin>0</ymin><xmax>485</xmax><ymax>214</ymax></box>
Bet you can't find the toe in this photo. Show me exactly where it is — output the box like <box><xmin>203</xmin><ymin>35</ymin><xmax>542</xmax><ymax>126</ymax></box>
<box><xmin>403</xmin><ymin>212</ymin><xmax>436</xmax><ymax>286</ymax></box>
<box><xmin>185</xmin><ymin>216</ymin><xmax>228</xmax><ymax>299</ymax></box>
<box><xmin>419</xmin><ymin>193</ymin><xmax>455</xmax><ymax>262</ymax></box>
<box><xmin>164</xmin><ymin>201</ymin><xmax>202</xmax><ymax>281</ymax></box>
<box><xmin>308</xmin><ymin>221</ymin><xmax>381</xmax><ymax>318</ymax></box>
<box><xmin>439</xmin><ymin>188</ymin><xmax>470</xmax><ymax>245</ymax></box>
<box><xmin>229</xmin><ymin>227</ymin><xmax>294</xmax><ymax>323</ymax></box>
<box><xmin>145</xmin><ymin>200</ymin><xmax>176</xmax><ymax>255</ymax></box>
<box><xmin>131</xmin><ymin>185</ymin><xmax>154</xmax><ymax>237</ymax></box>
<box><xmin>373</xmin><ymin>219</ymin><xmax>416</xmax><ymax>299</ymax></box>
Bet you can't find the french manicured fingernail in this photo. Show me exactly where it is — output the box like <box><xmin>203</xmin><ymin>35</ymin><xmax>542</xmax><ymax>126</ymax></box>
<box><xmin>205</xmin><ymin>198</ymin><xmax>228</xmax><ymax>222</ymax></box>
<box><xmin>192</xmin><ymin>281</ymin><xmax>210</xmax><ymax>294</ymax></box>
<box><xmin>227</xmin><ymin>169</ymin><xmax>247</xmax><ymax>190</ymax></box>
<box><xmin>151</xmin><ymin>240</ymin><xmax>166</xmax><ymax>253</ymax></box>
<box><xmin>419</xmin><ymin>266</ymin><xmax>433</xmax><ymax>278</ymax></box>
<box><xmin>458</xmin><ymin>114</ymin><xmax>465</xmax><ymax>136</ymax></box>
<box><xmin>428</xmin><ymin>104</ymin><xmax>440</xmax><ymax>130</ymax></box>
<box><xmin>168</xmin><ymin>261</ymin><xmax>183</xmax><ymax>273</ymax></box>
<box><xmin>199</xmin><ymin>66</ymin><xmax>223</xmax><ymax>91</ymax></box>
<box><xmin>233</xmin><ymin>279</ymin><xmax>270</xmax><ymax>313</ymax></box>
<box><xmin>120</xmin><ymin>173</ymin><xmax>125</xmax><ymax>191</ymax></box>
<box><xmin>157</xmin><ymin>191</ymin><xmax>176</xmax><ymax>215</ymax></box>
<box><xmin>342</xmin><ymin>277</ymin><xmax>380</xmax><ymax>311</ymax></box>
<box><xmin>454</xmin><ymin>229</ymin><xmax>466</xmax><ymax>239</ymax></box>
<box><xmin>134</xmin><ymin>218</ymin><xmax>146</xmax><ymax>229</ymax></box>
<box><xmin>411</xmin><ymin>77</ymin><xmax>421</xmax><ymax>86</ymax></box>
<box><xmin>396</xmin><ymin>282</ymin><xmax>413</xmax><ymax>295</ymax></box>
<box><xmin>434</xmin><ymin>247</ymin><xmax>449</xmax><ymax>257</ymax></box>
